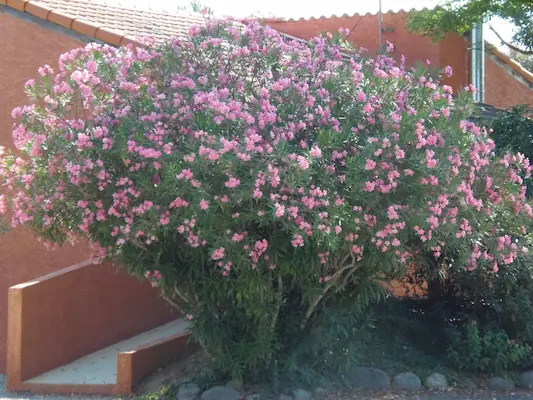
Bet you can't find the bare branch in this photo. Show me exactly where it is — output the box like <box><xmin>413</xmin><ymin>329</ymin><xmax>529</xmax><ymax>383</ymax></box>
<box><xmin>300</xmin><ymin>252</ymin><xmax>361</xmax><ymax>329</ymax></box>
<box><xmin>489</xmin><ymin>25</ymin><xmax>533</xmax><ymax>55</ymax></box>
<box><xmin>266</xmin><ymin>275</ymin><xmax>283</xmax><ymax>366</ymax></box>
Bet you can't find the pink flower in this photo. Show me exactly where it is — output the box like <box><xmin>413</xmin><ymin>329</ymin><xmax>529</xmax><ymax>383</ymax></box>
<box><xmin>177</xmin><ymin>169</ymin><xmax>193</xmax><ymax>181</ymax></box>
<box><xmin>199</xmin><ymin>199</ymin><xmax>209</xmax><ymax>210</ymax></box>
<box><xmin>297</xmin><ymin>155</ymin><xmax>309</xmax><ymax>170</ymax></box>
<box><xmin>225</xmin><ymin>176</ymin><xmax>241</xmax><ymax>188</ymax></box>
<box><xmin>291</xmin><ymin>234</ymin><xmax>304</xmax><ymax>247</ymax></box>
<box><xmin>387</xmin><ymin>206</ymin><xmax>399</xmax><ymax>220</ymax></box>
<box><xmin>364</xmin><ymin>181</ymin><xmax>375</xmax><ymax>192</ymax></box>
<box><xmin>232</xmin><ymin>232</ymin><xmax>245</xmax><ymax>242</ymax></box>
<box><xmin>275</xmin><ymin>203</ymin><xmax>285</xmax><ymax>218</ymax></box>
<box><xmin>365</xmin><ymin>159</ymin><xmax>377</xmax><ymax>170</ymax></box>
<box><xmin>310</xmin><ymin>146</ymin><xmax>322</xmax><ymax>158</ymax></box>
<box><xmin>395</xmin><ymin>146</ymin><xmax>405</xmax><ymax>159</ymax></box>
<box><xmin>211</xmin><ymin>247</ymin><xmax>225</xmax><ymax>260</ymax></box>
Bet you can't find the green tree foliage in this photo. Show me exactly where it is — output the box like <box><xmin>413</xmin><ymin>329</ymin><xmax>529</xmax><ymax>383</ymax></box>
<box><xmin>409</xmin><ymin>0</ymin><xmax>533</xmax><ymax>55</ymax></box>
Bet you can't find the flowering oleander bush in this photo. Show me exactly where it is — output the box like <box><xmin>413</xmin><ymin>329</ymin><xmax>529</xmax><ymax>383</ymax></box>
<box><xmin>1</xmin><ymin>19</ymin><xmax>533</xmax><ymax>379</ymax></box>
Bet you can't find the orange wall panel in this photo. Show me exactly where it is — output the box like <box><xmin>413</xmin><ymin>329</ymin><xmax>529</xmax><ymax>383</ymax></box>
<box><xmin>267</xmin><ymin>12</ymin><xmax>533</xmax><ymax>105</ymax></box>
<box><xmin>7</xmin><ymin>261</ymin><xmax>177</xmax><ymax>383</ymax></box>
<box><xmin>485</xmin><ymin>55</ymin><xmax>533</xmax><ymax>108</ymax></box>
<box><xmin>0</xmin><ymin>11</ymin><xmax>93</xmax><ymax>373</ymax></box>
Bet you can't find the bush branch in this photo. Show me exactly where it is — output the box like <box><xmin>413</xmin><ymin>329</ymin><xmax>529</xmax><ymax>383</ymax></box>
<box><xmin>300</xmin><ymin>252</ymin><xmax>359</xmax><ymax>329</ymax></box>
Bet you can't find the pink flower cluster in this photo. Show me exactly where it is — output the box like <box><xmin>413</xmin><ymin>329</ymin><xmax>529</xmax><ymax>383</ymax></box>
<box><xmin>1</xmin><ymin>18</ymin><xmax>532</xmax><ymax>292</ymax></box>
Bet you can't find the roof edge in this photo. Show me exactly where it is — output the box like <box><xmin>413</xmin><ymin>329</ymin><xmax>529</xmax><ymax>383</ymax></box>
<box><xmin>2</xmin><ymin>0</ymin><xmax>141</xmax><ymax>46</ymax></box>
<box><xmin>487</xmin><ymin>43</ymin><xmax>533</xmax><ymax>86</ymax></box>
<box><xmin>259</xmin><ymin>7</ymin><xmax>425</xmax><ymax>23</ymax></box>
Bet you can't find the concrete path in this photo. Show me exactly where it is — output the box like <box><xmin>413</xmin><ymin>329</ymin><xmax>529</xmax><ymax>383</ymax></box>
<box><xmin>27</xmin><ymin>319</ymin><xmax>187</xmax><ymax>386</ymax></box>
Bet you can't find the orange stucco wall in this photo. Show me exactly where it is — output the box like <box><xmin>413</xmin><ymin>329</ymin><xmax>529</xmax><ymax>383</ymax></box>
<box><xmin>0</xmin><ymin>11</ymin><xmax>94</xmax><ymax>373</ymax></box>
<box><xmin>485</xmin><ymin>55</ymin><xmax>533</xmax><ymax>108</ymax></box>
<box><xmin>266</xmin><ymin>11</ymin><xmax>533</xmax><ymax>106</ymax></box>
<box><xmin>265</xmin><ymin>12</ymin><xmax>465</xmax><ymax>92</ymax></box>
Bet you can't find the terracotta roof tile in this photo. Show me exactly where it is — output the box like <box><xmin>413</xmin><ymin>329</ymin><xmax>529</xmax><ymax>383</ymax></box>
<box><xmin>35</xmin><ymin>0</ymin><xmax>206</xmax><ymax>43</ymax></box>
<box><xmin>24</xmin><ymin>1</ymin><xmax>52</xmax><ymax>19</ymax></box>
<box><xmin>5</xmin><ymin>0</ymin><xmax>207</xmax><ymax>45</ymax></box>
<box><xmin>260</xmin><ymin>8</ymin><xmax>428</xmax><ymax>23</ymax></box>
<box><xmin>6</xmin><ymin>0</ymin><xmax>27</xmax><ymax>11</ymax></box>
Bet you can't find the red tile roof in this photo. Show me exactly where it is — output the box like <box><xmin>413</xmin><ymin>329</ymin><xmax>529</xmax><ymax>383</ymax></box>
<box><xmin>1</xmin><ymin>0</ymin><xmax>207</xmax><ymax>45</ymax></box>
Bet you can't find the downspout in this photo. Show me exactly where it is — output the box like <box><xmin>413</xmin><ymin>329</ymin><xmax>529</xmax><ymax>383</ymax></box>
<box><xmin>471</xmin><ymin>21</ymin><xmax>485</xmax><ymax>103</ymax></box>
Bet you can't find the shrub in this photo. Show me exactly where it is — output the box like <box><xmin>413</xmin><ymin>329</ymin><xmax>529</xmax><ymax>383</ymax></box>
<box><xmin>447</xmin><ymin>321</ymin><xmax>532</xmax><ymax>373</ymax></box>
<box><xmin>1</xmin><ymin>19</ymin><xmax>532</xmax><ymax>379</ymax></box>
<box><xmin>490</xmin><ymin>105</ymin><xmax>533</xmax><ymax>195</ymax></box>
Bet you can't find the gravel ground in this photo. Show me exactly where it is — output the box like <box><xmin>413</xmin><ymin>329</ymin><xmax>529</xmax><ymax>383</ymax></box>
<box><xmin>4</xmin><ymin>372</ymin><xmax>533</xmax><ymax>400</ymax></box>
<box><xmin>0</xmin><ymin>375</ymin><xmax>111</xmax><ymax>400</ymax></box>
<box><xmin>326</xmin><ymin>392</ymin><xmax>533</xmax><ymax>400</ymax></box>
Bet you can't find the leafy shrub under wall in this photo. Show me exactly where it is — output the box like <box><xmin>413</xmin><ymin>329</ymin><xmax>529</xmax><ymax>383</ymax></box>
<box><xmin>448</xmin><ymin>321</ymin><xmax>532</xmax><ymax>373</ymax></box>
<box><xmin>490</xmin><ymin>105</ymin><xmax>533</xmax><ymax>195</ymax></box>
<box><xmin>1</xmin><ymin>19</ymin><xmax>533</xmax><ymax>380</ymax></box>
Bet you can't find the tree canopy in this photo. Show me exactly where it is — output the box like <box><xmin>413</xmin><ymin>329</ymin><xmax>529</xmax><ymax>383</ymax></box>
<box><xmin>409</xmin><ymin>0</ymin><xmax>533</xmax><ymax>55</ymax></box>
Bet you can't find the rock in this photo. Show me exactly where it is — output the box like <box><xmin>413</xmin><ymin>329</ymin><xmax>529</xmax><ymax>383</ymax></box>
<box><xmin>314</xmin><ymin>387</ymin><xmax>329</xmax><ymax>399</ymax></box>
<box><xmin>292</xmin><ymin>388</ymin><xmax>312</xmax><ymax>400</ymax></box>
<box><xmin>489</xmin><ymin>376</ymin><xmax>515</xmax><ymax>391</ymax></box>
<box><xmin>226</xmin><ymin>379</ymin><xmax>243</xmax><ymax>391</ymax></box>
<box><xmin>394</xmin><ymin>372</ymin><xmax>422</xmax><ymax>390</ymax></box>
<box><xmin>351</xmin><ymin>367</ymin><xmax>390</xmax><ymax>389</ymax></box>
<box><xmin>520</xmin><ymin>371</ymin><xmax>533</xmax><ymax>388</ymax></box>
<box><xmin>279</xmin><ymin>395</ymin><xmax>292</xmax><ymax>400</ymax></box>
<box><xmin>425</xmin><ymin>373</ymin><xmax>448</xmax><ymax>389</ymax></box>
<box><xmin>246</xmin><ymin>395</ymin><xmax>260</xmax><ymax>400</ymax></box>
<box><xmin>201</xmin><ymin>386</ymin><xmax>241</xmax><ymax>400</ymax></box>
<box><xmin>177</xmin><ymin>383</ymin><xmax>201</xmax><ymax>400</ymax></box>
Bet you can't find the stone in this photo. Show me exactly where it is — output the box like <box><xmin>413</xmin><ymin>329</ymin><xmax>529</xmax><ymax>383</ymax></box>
<box><xmin>226</xmin><ymin>379</ymin><xmax>244</xmax><ymax>391</ymax></box>
<box><xmin>489</xmin><ymin>376</ymin><xmax>515</xmax><ymax>391</ymax></box>
<box><xmin>246</xmin><ymin>395</ymin><xmax>260</xmax><ymax>400</ymax></box>
<box><xmin>177</xmin><ymin>383</ymin><xmax>201</xmax><ymax>400</ymax></box>
<box><xmin>201</xmin><ymin>386</ymin><xmax>241</xmax><ymax>400</ymax></box>
<box><xmin>279</xmin><ymin>395</ymin><xmax>292</xmax><ymax>400</ymax></box>
<box><xmin>314</xmin><ymin>387</ymin><xmax>329</xmax><ymax>399</ymax></box>
<box><xmin>394</xmin><ymin>372</ymin><xmax>422</xmax><ymax>390</ymax></box>
<box><xmin>424</xmin><ymin>373</ymin><xmax>448</xmax><ymax>389</ymax></box>
<box><xmin>292</xmin><ymin>388</ymin><xmax>312</xmax><ymax>400</ymax></box>
<box><xmin>519</xmin><ymin>371</ymin><xmax>533</xmax><ymax>388</ymax></box>
<box><xmin>351</xmin><ymin>367</ymin><xmax>390</xmax><ymax>389</ymax></box>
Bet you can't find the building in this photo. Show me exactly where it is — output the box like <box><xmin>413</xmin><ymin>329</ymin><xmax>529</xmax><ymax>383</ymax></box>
<box><xmin>1</xmin><ymin>0</ymin><xmax>532</xmax><ymax>394</ymax></box>
<box><xmin>263</xmin><ymin>10</ymin><xmax>533</xmax><ymax>109</ymax></box>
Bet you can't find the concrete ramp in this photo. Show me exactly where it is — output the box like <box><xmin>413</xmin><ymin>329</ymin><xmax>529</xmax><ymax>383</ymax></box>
<box><xmin>26</xmin><ymin>319</ymin><xmax>188</xmax><ymax>386</ymax></box>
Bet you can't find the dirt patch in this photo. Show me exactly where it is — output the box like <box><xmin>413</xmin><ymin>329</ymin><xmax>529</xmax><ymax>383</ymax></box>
<box><xmin>134</xmin><ymin>350</ymin><xmax>211</xmax><ymax>395</ymax></box>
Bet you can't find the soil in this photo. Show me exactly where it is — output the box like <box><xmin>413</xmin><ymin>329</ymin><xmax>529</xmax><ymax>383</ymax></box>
<box><xmin>133</xmin><ymin>350</ymin><xmax>211</xmax><ymax>395</ymax></box>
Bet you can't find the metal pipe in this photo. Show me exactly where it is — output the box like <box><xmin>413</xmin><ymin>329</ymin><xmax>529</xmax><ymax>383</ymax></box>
<box><xmin>471</xmin><ymin>22</ymin><xmax>485</xmax><ymax>103</ymax></box>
